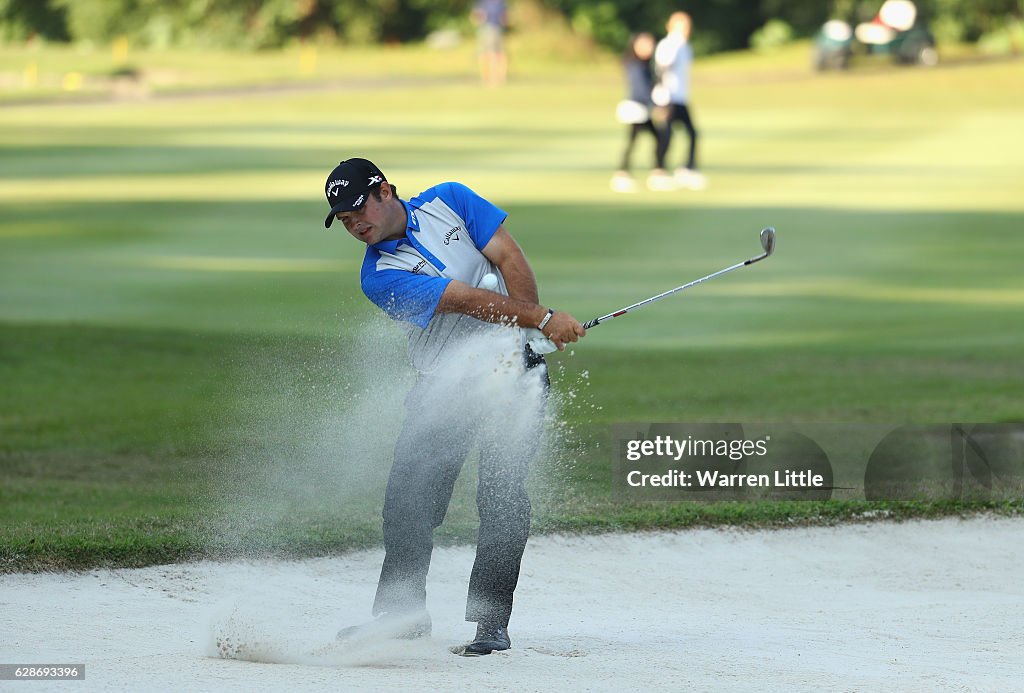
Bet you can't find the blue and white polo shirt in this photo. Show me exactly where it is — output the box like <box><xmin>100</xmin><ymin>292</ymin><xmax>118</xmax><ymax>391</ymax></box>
<box><xmin>361</xmin><ymin>182</ymin><xmax>519</xmax><ymax>372</ymax></box>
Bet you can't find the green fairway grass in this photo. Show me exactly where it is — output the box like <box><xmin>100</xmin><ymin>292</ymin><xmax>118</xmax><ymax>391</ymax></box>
<box><xmin>2</xmin><ymin>46</ymin><xmax>1022</xmax><ymax>571</ymax></box>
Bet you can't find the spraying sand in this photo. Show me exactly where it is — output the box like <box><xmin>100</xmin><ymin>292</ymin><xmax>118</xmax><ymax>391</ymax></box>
<box><xmin>2</xmin><ymin>516</ymin><xmax>1022</xmax><ymax>691</ymax></box>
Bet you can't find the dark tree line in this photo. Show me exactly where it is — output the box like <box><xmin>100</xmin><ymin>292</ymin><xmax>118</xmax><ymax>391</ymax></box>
<box><xmin>0</xmin><ymin>0</ymin><xmax>1019</xmax><ymax>51</ymax></box>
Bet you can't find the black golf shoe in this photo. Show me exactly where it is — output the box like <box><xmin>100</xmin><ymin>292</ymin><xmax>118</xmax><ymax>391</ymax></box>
<box><xmin>453</xmin><ymin>621</ymin><xmax>511</xmax><ymax>656</ymax></box>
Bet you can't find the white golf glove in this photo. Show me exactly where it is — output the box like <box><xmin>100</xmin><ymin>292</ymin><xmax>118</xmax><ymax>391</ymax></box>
<box><xmin>524</xmin><ymin>328</ymin><xmax>558</xmax><ymax>355</ymax></box>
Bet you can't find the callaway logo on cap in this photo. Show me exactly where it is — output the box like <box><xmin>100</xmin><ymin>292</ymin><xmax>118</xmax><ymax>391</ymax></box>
<box><xmin>324</xmin><ymin>158</ymin><xmax>386</xmax><ymax>228</ymax></box>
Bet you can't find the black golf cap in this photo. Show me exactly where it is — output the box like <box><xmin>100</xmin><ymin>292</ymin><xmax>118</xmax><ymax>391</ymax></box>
<box><xmin>324</xmin><ymin>158</ymin><xmax>386</xmax><ymax>228</ymax></box>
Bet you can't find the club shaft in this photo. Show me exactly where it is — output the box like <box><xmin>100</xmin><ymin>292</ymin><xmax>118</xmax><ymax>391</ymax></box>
<box><xmin>583</xmin><ymin>251</ymin><xmax>768</xmax><ymax>330</ymax></box>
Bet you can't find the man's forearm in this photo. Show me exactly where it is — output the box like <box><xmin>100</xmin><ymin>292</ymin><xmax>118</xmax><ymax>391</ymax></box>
<box><xmin>437</xmin><ymin>281</ymin><xmax>547</xmax><ymax>328</ymax></box>
<box><xmin>461</xmin><ymin>225</ymin><xmax>587</xmax><ymax>351</ymax></box>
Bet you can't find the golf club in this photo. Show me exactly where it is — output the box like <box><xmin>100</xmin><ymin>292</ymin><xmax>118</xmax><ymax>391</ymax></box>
<box><xmin>581</xmin><ymin>227</ymin><xmax>776</xmax><ymax>330</ymax></box>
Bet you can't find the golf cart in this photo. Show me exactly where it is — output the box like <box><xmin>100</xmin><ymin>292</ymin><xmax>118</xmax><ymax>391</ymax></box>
<box><xmin>814</xmin><ymin>0</ymin><xmax>938</xmax><ymax>70</ymax></box>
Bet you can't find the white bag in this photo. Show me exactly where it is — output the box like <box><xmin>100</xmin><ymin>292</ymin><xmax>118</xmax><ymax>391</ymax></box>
<box><xmin>615</xmin><ymin>99</ymin><xmax>649</xmax><ymax>124</ymax></box>
<box><xmin>651</xmin><ymin>84</ymin><xmax>671</xmax><ymax>107</ymax></box>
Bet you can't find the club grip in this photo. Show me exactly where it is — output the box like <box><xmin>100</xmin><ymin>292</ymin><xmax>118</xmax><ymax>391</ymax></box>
<box><xmin>582</xmin><ymin>318</ymin><xmax>599</xmax><ymax>330</ymax></box>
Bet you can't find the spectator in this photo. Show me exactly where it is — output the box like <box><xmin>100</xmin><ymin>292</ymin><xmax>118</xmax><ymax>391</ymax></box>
<box><xmin>654</xmin><ymin>11</ymin><xmax>707</xmax><ymax>190</ymax></box>
<box><xmin>611</xmin><ymin>32</ymin><xmax>672</xmax><ymax>193</ymax></box>
<box><xmin>472</xmin><ymin>0</ymin><xmax>509</xmax><ymax>86</ymax></box>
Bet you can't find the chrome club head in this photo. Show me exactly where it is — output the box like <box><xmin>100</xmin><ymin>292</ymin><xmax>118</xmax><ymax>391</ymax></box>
<box><xmin>760</xmin><ymin>227</ymin><xmax>776</xmax><ymax>256</ymax></box>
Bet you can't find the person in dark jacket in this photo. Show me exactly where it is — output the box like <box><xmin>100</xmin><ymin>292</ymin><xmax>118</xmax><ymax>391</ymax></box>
<box><xmin>611</xmin><ymin>32</ymin><xmax>671</xmax><ymax>192</ymax></box>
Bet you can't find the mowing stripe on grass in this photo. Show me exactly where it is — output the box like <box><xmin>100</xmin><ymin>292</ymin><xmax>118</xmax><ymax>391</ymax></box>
<box><xmin>130</xmin><ymin>255</ymin><xmax>355</xmax><ymax>273</ymax></box>
<box><xmin>707</xmin><ymin>280</ymin><xmax>1024</xmax><ymax>307</ymax></box>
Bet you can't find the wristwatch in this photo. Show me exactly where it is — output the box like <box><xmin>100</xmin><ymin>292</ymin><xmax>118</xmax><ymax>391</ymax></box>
<box><xmin>537</xmin><ymin>309</ymin><xmax>554</xmax><ymax>332</ymax></box>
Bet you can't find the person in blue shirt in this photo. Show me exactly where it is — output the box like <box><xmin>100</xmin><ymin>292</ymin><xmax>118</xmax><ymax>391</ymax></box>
<box><xmin>471</xmin><ymin>0</ymin><xmax>509</xmax><ymax>86</ymax></box>
<box><xmin>323</xmin><ymin>158</ymin><xmax>585</xmax><ymax>656</ymax></box>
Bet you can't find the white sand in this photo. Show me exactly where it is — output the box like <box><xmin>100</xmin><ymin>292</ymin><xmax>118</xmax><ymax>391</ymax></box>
<box><xmin>2</xmin><ymin>516</ymin><xmax>1022</xmax><ymax>692</ymax></box>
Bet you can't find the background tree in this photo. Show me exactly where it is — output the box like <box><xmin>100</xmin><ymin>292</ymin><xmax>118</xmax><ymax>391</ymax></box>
<box><xmin>0</xmin><ymin>0</ymin><xmax>1020</xmax><ymax>52</ymax></box>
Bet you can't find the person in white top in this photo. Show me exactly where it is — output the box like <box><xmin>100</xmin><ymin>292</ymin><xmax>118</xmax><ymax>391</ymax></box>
<box><xmin>653</xmin><ymin>11</ymin><xmax>707</xmax><ymax>190</ymax></box>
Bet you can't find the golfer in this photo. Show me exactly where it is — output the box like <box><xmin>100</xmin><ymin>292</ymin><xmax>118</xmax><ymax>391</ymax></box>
<box><xmin>323</xmin><ymin>158</ymin><xmax>585</xmax><ymax>656</ymax></box>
